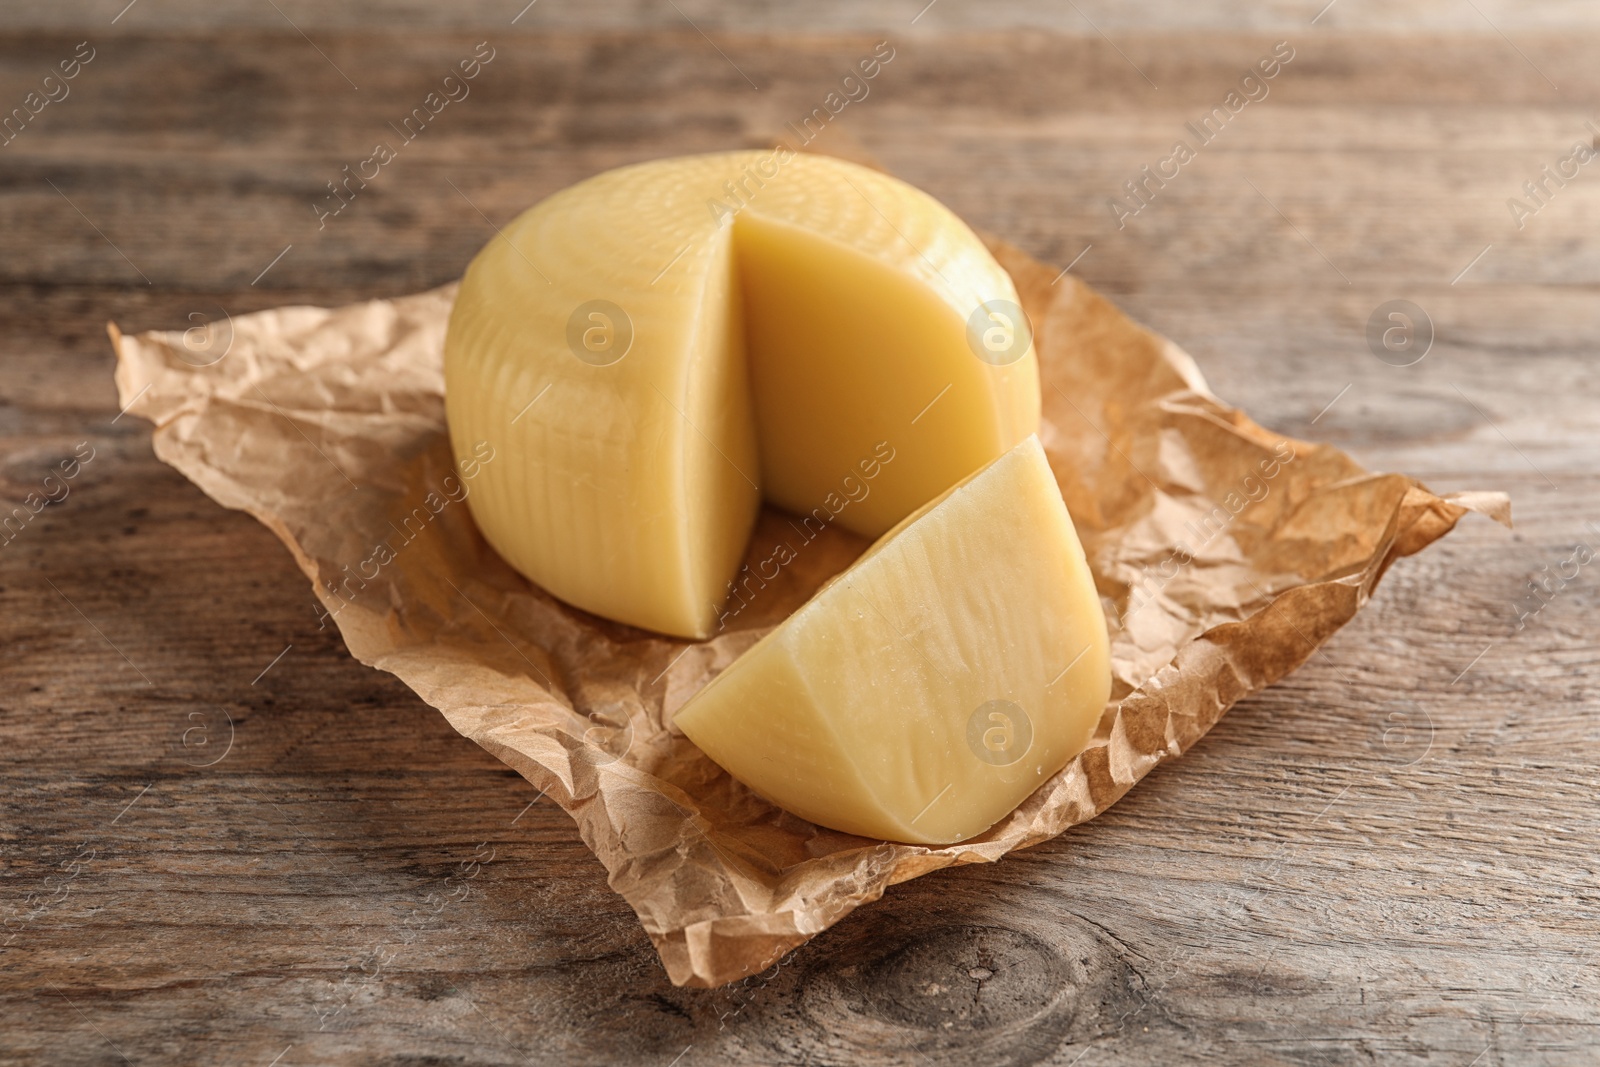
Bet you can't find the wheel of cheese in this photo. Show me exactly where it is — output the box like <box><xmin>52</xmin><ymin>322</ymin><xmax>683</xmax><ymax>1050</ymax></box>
<box><xmin>445</xmin><ymin>151</ymin><xmax>1039</xmax><ymax>638</ymax></box>
<box><xmin>674</xmin><ymin>436</ymin><xmax>1110</xmax><ymax>845</ymax></box>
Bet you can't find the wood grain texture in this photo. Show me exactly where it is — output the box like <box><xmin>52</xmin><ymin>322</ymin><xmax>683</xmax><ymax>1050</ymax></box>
<box><xmin>2</xmin><ymin>10</ymin><xmax>1598</xmax><ymax>1066</ymax></box>
<box><xmin>8</xmin><ymin>0</ymin><xmax>1600</xmax><ymax>32</ymax></box>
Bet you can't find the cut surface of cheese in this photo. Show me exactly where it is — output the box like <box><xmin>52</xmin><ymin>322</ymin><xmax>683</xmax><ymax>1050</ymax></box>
<box><xmin>445</xmin><ymin>151</ymin><xmax>1039</xmax><ymax>638</ymax></box>
<box><xmin>672</xmin><ymin>436</ymin><xmax>1110</xmax><ymax>845</ymax></box>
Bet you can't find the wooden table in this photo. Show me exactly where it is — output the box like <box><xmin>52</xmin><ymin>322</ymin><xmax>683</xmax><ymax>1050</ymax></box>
<box><xmin>4</xmin><ymin>5</ymin><xmax>1597</xmax><ymax>1064</ymax></box>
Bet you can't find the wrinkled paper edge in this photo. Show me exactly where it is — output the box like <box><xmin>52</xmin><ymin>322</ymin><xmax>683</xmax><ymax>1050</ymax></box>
<box><xmin>107</xmin><ymin>248</ymin><xmax>1511</xmax><ymax>990</ymax></box>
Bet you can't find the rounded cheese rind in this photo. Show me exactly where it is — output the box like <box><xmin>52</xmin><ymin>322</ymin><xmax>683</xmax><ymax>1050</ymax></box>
<box><xmin>673</xmin><ymin>436</ymin><xmax>1111</xmax><ymax>845</ymax></box>
<box><xmin>445</xmin><ymin>151</ymin><xmax>1039</xmax><ymax>638</ymax></box>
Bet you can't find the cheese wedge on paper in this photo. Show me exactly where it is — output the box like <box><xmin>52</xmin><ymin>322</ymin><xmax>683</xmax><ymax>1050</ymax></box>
<box><xmin>445</xmin><ymin>151</ymin><xmax>1039</xmax><ymax>638</ymax></box>
<box><xmin>673</xmin><ymin>436</ymin><xmax>1110</xmax><ymax>845</ymax></box>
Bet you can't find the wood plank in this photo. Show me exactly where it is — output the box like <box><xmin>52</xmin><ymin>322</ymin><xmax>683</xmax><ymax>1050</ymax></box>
<box><xmin>2</xmin><ymin>21</ymin><xmax>1597</xmax><ymax>1067</ymax></box>
<box><xmin>9</xmin><ymin>0</ymin><xmax>1600</xmax><ymax>32</ymax></box>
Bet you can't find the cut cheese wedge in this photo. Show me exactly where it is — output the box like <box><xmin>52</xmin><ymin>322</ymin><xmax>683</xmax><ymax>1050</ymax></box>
<box><xmin>673</xmin><ymin>436</ymin><xmax>1110</xmax><ymax>845</ymax></box>
<box><xmin>445</xmin><ymin>151</ymin><xmax>1039</xmax><ymax>638</ymax></box>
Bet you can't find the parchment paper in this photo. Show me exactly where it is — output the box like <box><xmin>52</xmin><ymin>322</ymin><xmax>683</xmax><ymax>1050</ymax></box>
<box><xmin>109</xmin><ymin>234</ymin><xmax>1508</xmax><ymax>989</ymax></box>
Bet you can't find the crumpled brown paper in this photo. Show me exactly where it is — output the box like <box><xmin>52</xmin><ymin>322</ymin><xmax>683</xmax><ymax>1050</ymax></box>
<box><xmin>109</xmin><ymin>235</ymin><xmax>1508</xmax><ymax>989</ymax></box>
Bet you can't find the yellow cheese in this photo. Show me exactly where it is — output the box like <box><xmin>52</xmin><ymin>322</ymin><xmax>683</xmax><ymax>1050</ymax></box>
<box><xmin>672</xmin><ymin>436</ymin><xmax>1110</xmax><ymax>845</ymax></box>
<box><xmin>445</xmin><ymin>151</ymin><xmax>1039</xmax><ymax>638</ymax></box>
